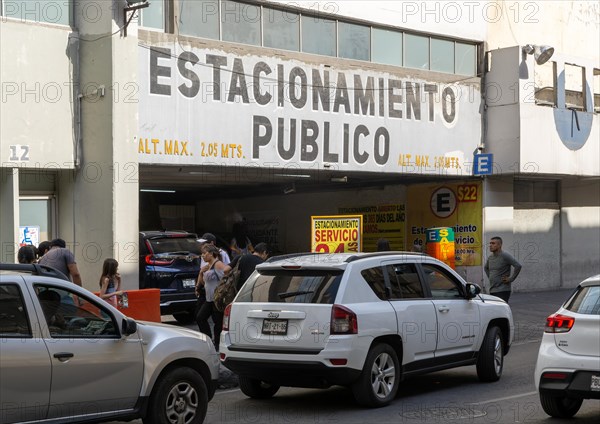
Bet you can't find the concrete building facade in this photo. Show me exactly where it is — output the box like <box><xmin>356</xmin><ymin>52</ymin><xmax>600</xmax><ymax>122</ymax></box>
<box><xmin>1</xmin><ymin>1</ymin><xmax>598</xmax><ymax>292</ymax></box>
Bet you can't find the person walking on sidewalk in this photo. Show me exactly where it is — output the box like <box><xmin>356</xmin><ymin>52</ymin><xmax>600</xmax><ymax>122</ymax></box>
<box><xmin>484</xmin><ymin>236</ymin><xmax>522</xmax><ymax>303</ymax></box>
<box><xmin>38</xmin><ymin>238</ymin><xmax>82</xmax><ymax>286</ymax></box>
<box><xmin>195</xmin><ymin>244</ymin><xmax>228</xmax><ymax>351</ymax></box>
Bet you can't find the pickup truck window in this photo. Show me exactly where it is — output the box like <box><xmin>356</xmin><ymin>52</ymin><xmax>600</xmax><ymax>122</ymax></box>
<box><xmin>0</xmin><ymin>284</ymin><xmax>31</xmax><ymax>337</ymax></box>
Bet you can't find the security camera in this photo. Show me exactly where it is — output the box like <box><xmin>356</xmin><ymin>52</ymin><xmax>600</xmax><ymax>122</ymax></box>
<box><xmin>477</xmin><ymin>144</ymin><xmax>485</xmax><ymax>151</ymax></box>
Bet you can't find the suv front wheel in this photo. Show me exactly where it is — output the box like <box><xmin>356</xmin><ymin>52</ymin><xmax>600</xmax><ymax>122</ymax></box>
<box><xmin>352</xmin><ymin>343</ymin><xmax>400</xmax><ymax>407</ymax></box>
<box><xmin>144</xmin><ymin>367</ymin><xmax>208</xmax><ymax>424</ymax></box>
<box><xmin>476</xmin><ymin>326</ymin><xmax>504</xmax><ymax>382</ymax></box>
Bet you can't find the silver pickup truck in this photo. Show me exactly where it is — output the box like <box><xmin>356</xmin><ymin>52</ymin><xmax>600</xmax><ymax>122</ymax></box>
<box><xmin>0</xmin><ymin>264</ymin><xmax>219</xmax><ymax>424</ymax></box>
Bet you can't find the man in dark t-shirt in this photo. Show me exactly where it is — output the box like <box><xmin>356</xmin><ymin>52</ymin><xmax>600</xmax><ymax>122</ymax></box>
<box><xmin>229</xmin><ymin>242</ymin><xmax>270</xmax><ymax>290</ymax></box>
<box><xmin>38</xmin><ymin>238</ymin><xmax>82</xmax><ymax>286</ymax></box>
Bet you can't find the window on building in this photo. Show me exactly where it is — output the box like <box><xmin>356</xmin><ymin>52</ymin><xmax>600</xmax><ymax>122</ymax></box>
<box><xmin>221</xmin><ymin>0</ymin><xmax>261</xmax><ymax>46</ymax></box>
<box><xmin>534</xmin><ymin>60</ymin><xmax>556</xmax><ymax>107</ymax></box>
<box><xmin>514</xmin><ymin>180</ymin><xmax>559</xmax><ymax>206</ymax></box>
<box><xmin>372</xmin><ymin>28</ymin><xmax>402</xmax><ymax>66</ymax></box>
<box><xmin>163</xmin><ymin>1</ymin><xmax>478</xmax><ymax>76</ymax></box>
<box><xmin>564</xmin><ymin>63</ymin><xmax>585</xmax><ymax>111</ymax></box>
<box><xmin>302</xmin><ymin>15</ymin><xmax>336</xmax><ymax>57</ymax></box>
<box><xmin>2</xmin><ymin>0</ymin><xmax>70</xmax><ymax>25</ymax></box>
<box><xmin>140</xmin><ymin>0</ymin><xmax>164</xmax><ymax>30</ymax></box>
<box><xmin>19</xmin><ymin>196</ymin><xmax>54</xmax><ymax>245</ymax></box>
<box><xmin>179</xmin><ymin>0</ymin><xmax>219</xmax><ymax>39</ymax></box>
<box><xmin>594</xmin><ymin>68</ymin><xmax>600</xmax><ymax>113</ymax></box>
<box><xmin>455</xmin><ymin>42</ymin><xmax>476</xmax><ymax>76</ymax></box>
<box><xmin>404</xmin><ymin>34</ymin><xmax>429</xmax><ymax>70</ymax></box>
<box><xmin>263</xmin><ymin>6</ymin><xmax>299</xmax><ymax>51</ymax></box>
<box><xmin>338</xmin><ymin>22</ymin><xmax>370</xmax><ymax>61</ymax></box>
<box><xmin>430</xmin><ymin>38</ymin><xmax>454</xmax><ymax>74</ymax></box>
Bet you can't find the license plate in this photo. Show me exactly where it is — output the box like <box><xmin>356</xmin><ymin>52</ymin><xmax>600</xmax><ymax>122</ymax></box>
<box><xmin>182</xmin><ymin>278</ymin><xmax>196</xmax><ymax>288</ymax></box>
<box><xmin>592</xmin><ymin>375</ymin><xmax>600</xmax><ymax>391</ymax></box>
<box><xmin>262</xmin><ymin>319</ymin><xmax>288</xmax><ymax>335</ymax></box>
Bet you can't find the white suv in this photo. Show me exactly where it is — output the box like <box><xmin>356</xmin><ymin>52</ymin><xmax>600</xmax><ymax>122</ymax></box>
<box><xmin>220</xmin><ymin>252</ymin><xmax>514</xmax><ymax>407</ymax></box>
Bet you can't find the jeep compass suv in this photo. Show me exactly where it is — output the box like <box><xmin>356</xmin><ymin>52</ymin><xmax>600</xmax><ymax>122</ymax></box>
<box><xmin>220</xmin><ymin>252</ymin><xmax>514</xmax><ymax>407</ymax></box>
<box><xmin>139</xmin><ymin>231</ymin><xmax>202</xmax><ymax>324</ymax></box>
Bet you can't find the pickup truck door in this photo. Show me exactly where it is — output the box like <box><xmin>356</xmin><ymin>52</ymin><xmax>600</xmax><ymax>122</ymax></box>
<box><xmin>0</xmin><ymin>280</ymin><xmax>51</xmax><ymax>423</ymax></box>
<box><xmin>32</xmin><ymin>284</ymin><xmax>144</xmax><ymax>419</ymax></box>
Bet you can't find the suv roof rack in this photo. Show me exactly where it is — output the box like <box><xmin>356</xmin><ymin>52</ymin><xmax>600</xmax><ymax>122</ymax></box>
<box><xmin>265</xmin><ymin>252</ymin><xmax>322</xmax><ymax>263</ymax></box>
<box><xmin>0</xmin><ymin>263</ymin><xmax>70</xmax><ymax>281</ymax></box>
<box><xmin>345</xmin><ymin>251</ymin><xmax>427</xmax><ymax>263</ymax></box>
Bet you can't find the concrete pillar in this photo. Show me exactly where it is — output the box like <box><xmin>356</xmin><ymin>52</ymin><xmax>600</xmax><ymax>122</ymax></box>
<box><xmin>0</xmin><ymin>167</ymin><xmax>19</xmax><ymax>263</ymax></box>
<box><xmin>71</xmin><ymin>1</ymin><xmax>139</xmax><ymax>290</ymax></box>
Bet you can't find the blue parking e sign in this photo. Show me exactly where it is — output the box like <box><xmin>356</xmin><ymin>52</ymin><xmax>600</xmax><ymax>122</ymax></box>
<box><xmin>473</xmin><ymin>153</ymin><xmax>493</xmax><ymax>175</ymax></box>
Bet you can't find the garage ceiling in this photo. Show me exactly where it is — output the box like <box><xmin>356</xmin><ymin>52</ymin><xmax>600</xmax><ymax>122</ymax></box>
<box><xmin>139</xmin><ymin>164</ymin><xmax>464</xmax><ymax>201</ymax></box>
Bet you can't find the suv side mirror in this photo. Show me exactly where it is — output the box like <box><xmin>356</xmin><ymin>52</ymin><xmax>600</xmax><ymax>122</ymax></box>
<box><xmin>122</xmin><ymin>318</ymin><xmax>137</xmax><ymax>336</ymax></box>
<box><xmin>465</xmin><ymin>283</ymin><xmax>482</xmax><ymax>299</ymax></box>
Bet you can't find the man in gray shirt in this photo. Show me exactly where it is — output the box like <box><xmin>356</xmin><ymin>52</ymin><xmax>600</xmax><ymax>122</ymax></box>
<box><xmin>38</xmin><ymin>238</ymin><xmax>82</xmax><ymax>286</ymax></box>
<box><xmin>484</xmin><ymin>236</ymin><xmax>522</xmax><ymax>303</ymax></box>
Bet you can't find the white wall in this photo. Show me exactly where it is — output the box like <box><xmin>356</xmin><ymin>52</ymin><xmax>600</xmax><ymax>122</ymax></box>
<box><xmin>513</xmin><ymin>209</ymin><xmax>561</xmax><ymax>291</ymax></box>
<box><xmin>0</xmin><ymin>20</ymin><xmax>76</xmax><ymax>167</ymax></box>
<box><xmin>561</xmin><ymin>178</ymin><xmax>600</xmax><ymax>287</ymax></box>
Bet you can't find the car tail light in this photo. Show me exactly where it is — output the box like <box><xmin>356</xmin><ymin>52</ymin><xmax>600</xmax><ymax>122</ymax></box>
<box><xmin>542</xmin><ymin>372</ymin><xmax>570</xmax><ymax>380</ymax></box>
<box><xmin>545</xmin><ymin>313</ymin><xmax>575</xmax><ymax>333</ymax></box>
<box><xmin>222</xmin><ymin>304</ymin><xmax>232</xmax><ymax>331</ymax></box>
<box><xmin>145</xmin><ymin>255</ymin><xmax>174</xmax><ymax>266</ymax></box>
<box><xmin>330</xmin><ymin>305</ymin><xmax>357</xmax><ymax>334</ymax></box>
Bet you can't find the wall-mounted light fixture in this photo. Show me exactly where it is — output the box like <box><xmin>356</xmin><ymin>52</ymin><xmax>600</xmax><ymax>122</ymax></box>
<box><xmin>330</xmin><ymin>176</ymin><xmax>348</xmax><ymax>183</ymax></box>
<box><xmin>522</xmin><ymin>44</ymin><xmax>555</xmax><ymax>65</ymax></box>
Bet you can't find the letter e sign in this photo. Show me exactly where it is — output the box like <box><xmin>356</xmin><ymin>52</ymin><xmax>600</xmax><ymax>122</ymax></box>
<box><xmin>430</xmin><ymin>187</ymin><xmax>456</xmax><ymax>218</ymax></box>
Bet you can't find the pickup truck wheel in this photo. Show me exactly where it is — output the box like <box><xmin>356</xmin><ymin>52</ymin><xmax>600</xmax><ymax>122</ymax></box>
<box><xmin>476</xmin><ymin>326</ymin><xmax>503</xmax><ymax>382</ymax></box>
<box><xmin>173</xmin><ymin>310</ymin><xmax>196</xmax><ymax>325</ymax></box>
<box><xmin>238</xmin><ymin>376</ymin><xmax>280</xmax><ymax>399</ymax></box>
<box><xmin>144</xmin><ymin>367</ymin><xmax>208</xmax><ymax>424</ymax></box>
<box><xmin>352</xmin><ymin>343</ymin><xmax>399</xmax><ymax>407</ymax></box>
<box><xmin>539</xmin><ymin>392</ymin><xmax>583</xmax><ymax>418</ymax></box>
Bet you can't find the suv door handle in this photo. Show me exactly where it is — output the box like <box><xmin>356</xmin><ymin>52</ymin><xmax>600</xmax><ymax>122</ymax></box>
<box><xmin>53</xmin><ymin>352</ymin><xmax>74</xmax><ymax>362</ymax></box>
<box><xmin>438</xmin><ymin>306</ymin><xmax>450</xmax><ymax>313</ymax></box>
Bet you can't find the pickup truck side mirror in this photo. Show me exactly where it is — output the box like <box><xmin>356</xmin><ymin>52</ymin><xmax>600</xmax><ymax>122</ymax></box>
<box><xmin>122</xmin><ymin>318</ymin><xmax>137</xmax><ymax>336</ymax></box>
<box><xmin>465</xmin><ymin>283</ymin><xmax>482</xmax><ymax>299</ymax></box>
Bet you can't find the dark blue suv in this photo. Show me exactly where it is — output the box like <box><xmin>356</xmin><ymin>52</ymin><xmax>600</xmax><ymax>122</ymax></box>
<box><xmin>139</xmin><ymin>231</ymin><xmax>202</xmax><ymax>324</ymax></box>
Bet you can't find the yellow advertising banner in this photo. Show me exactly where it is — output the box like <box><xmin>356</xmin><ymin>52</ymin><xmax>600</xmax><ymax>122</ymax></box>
<box><xmin>311</xmin><ymin>215</ymin><xmax>362</xmax><ymax>253</ymax></box>
<box><xmin>407</xmin><ymin>182</ymin><xmax>482</xmax><ymax>266</ymax></box>
<box><xmin>339</xmin><ymin>205</ymin><xmax>406</xmax><ymax>252</ymax></box>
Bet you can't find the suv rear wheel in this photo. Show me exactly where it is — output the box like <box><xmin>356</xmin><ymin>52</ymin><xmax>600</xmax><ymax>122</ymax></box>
<box><xmin>352</xmin><ymin>343</ymin><xmax>400</xmax><ymax>407</ymax></box>
<box><xmin>239</xmin><ymin>376</ymin><xmax>280</xmax><ymax>399</ymax></box>
<box><xmin>539</xmin><ymin>393</ymin><xmax>583</xmax><ymax>418</ymax></box>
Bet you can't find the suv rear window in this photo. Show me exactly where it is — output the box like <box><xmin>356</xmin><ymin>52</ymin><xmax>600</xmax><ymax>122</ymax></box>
<box><xmin>565</xmin><ymin>285</ymin><xmax>600</xmax><ymax>315</ymax></box>
<box><xmin>236</xmin><ymin>270</ymin><xmax>343</xmax><ymax>304</ymax></box>
<box><xmin>148</xmin><ymin>237</ymin><xmax>202</xmax><ymax>254</ymax></box>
